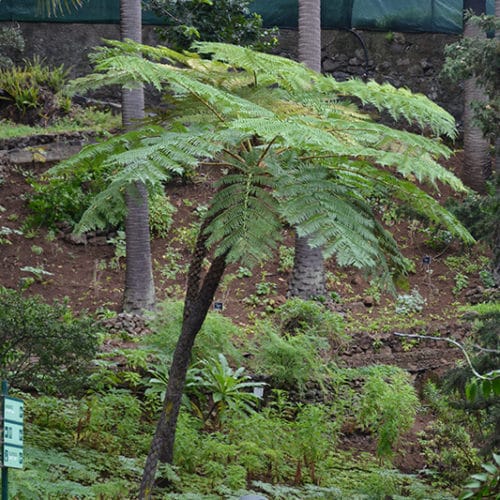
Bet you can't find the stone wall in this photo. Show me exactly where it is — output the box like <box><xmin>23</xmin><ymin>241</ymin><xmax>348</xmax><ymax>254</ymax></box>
<box><xmin>278</xmin><ymin>29</ymin><xmax>463</xmax><ymax>120</ymax></box>
<box><xmin>2</xmin><ymin>22</ymin><xmax>463</xmax><ymax>119</ymax></box>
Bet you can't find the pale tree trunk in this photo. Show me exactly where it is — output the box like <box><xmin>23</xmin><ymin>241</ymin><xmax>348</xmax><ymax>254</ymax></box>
<box><xmin>121</xmin><ymin>0</ymin><xmax>155</xmax><ymax>313</ymax></box>
<box><xmin>298</xmin><ymin>0</ymin><xmax>321</xmax><ymax>72</ymax></box>
<box><xmin>493</xmin><ymin>0</ymin><xmax>500</xmax><ymax>286</ymax></box>
<box><xmin>289</xmin><ymin>0</ymin><xmax>327</xmax><ymax>299</ymax></box>
<box><xmin>463</xmin><ymin>0</ymin><xmax>491</xmax><ymax>193</ymax></box>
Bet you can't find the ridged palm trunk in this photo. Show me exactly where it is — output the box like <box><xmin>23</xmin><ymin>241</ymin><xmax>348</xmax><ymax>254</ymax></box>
<box><xmin>139</xmin><ymin>218</ymin><xmax>228</xmax><ymax>498</ymax></box>
<box><xmin>493</xmin><ymin>0</ymin><xmax>500</xmax><ymax>286</ymax></box>
<box><xmin>289</xmin><ymin>0</ymin><xmax>326</xmax><ymax>299</ymax></box>
<box><xmin>463</xmin><ymin>0</ymin><xmax>491</xmax><ymax>194</ymax></box>
<box><xmin>121</xmin><ymin>0</ymin><xmax>155</xmax><ymax>313</ymax></box>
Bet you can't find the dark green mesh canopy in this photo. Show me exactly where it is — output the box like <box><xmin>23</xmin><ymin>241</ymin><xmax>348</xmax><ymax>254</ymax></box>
<box><xmin>0</xmin><ymin>0</ymin><xmax>494</xmax><ymax>33</ymax></box>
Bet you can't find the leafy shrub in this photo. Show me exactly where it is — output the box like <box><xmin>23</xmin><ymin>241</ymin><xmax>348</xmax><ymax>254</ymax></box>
<box><xmin>27</xmin><ymin>155</ymin><xmax>118</xmax><ymax>229</ymax></box>
<box><xmin>150</xmin><ymin>0</ymin><xmax>278</xmax><ymax>52</ymax></box>
<box><xmin>148</xmin><ymin>191</ymin><xmax>177</xmax><ymax>238</ymax></box>
<box><xmin>74</xmin><ymin>390</ymin><xmax>150</xmax><ymax>455</ymax></box>
<box><xmin>422</xmin><ymin>226</ymin><xmax>454</xmax><ymax>251</ymax></box>
<box><xmin>395</xmin><ymin>288</ymin><xmax>426</xmax><ymax>314</ymax></box>
<box><xmin>275</xmin><ymin>297</ymin><xmax>345</xmax><ymax>342</ymax></box>
<box><xmin>28</xmin><ymin>162</ymin><xmax>173</xmax><ymax>235</ymax></box>
<box><xmin>0</xmin><ymin>25</ymin><xmax>24</xmax><ymax>68</ymax></box>
<box><xmin>187</xmin><ymin>353</ymin><xmax>265</xmax><ymax>425</ymax></box>
<box><xmin>0</xmin><ymin>56</ymin><xmax>71</xmax><ymax>125</ymax></box>
<box><xmin>460</xmin><ymin>453</ymin><xmax>500</xmax><ymax>500</ymax></box>
<box><xmin>291</xmin><ymin>404</ymin><xmax>341</xmax><ymax>485</ymax></box>
<box><xmin>252</xmin><ymin>322</ymin><xmax>330</xmax><ymax>392</ymax></box>
<box><xmin>444</xmin><ymin>305</ymin><xmax>500</xmax><ymax>455</ymax></box>
<box><xmin>355</xmin><ymin>365</ymin><xmax>419</xmax><ymax>459</ymax></box>
<box><xmin>446</xmin><ymin>186</ymin><xmax>498</xmax><ymax>249</ymax></box>
<box><xmin>0</xmin><ymin>287</ymin><xmax>99</xmax><ymax>394</ymax></box>
<box><xmin>419</xmin><ymin>382</ymin><xmax>481</xmax><ymax>487</ymax></box>
<box><xmin>144</xmin><ymin>300</ymin><xmax>244</xmax><ymax>366</ymax></box>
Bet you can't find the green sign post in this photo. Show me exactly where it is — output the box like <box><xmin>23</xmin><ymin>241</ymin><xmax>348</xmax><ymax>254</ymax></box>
<box><xmin>1</xmin><ymin>381</ymin><xmax>24</xmax><ymax>500</ymax></box>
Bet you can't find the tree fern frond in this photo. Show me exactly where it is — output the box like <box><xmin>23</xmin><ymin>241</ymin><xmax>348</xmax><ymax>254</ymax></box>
<box><xmin>194</xmin><ymin>42</ymin><xmax>320</xmax><ymax>93</ymax></box>
<box><xmin>345</xmin><ymin>164</ymin><xmax>474</xmax><ymax>244</ymax></box>
<box><xmin>319</xmin><ymin>77</ymin><xmax>457</xmax><ymax>139</ymax></box>
<box><xmin>204</xmin><ymin>153</ymin><xmax>281</xmax><ymax>265</ymax></box>
<box><xmin>272</xmin><ymin>161</ymin><xmax>386</xmax><ymax>268</ymax></box>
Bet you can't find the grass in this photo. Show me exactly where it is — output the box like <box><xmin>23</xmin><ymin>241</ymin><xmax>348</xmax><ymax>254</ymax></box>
<box><xmin>0</xmin><ymin>107</ymin><xmax>121</xmax><ymax>140</ymax></box>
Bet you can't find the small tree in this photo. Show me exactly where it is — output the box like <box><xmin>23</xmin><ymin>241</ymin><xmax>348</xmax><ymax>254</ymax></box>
<box><xmin>149</xmin><ymin>0</ymin><xmax>278</xmax><ymax>51</ymax></box>
<box><xmin>57</xmin><ymin>40</ymin><xmax>473</xmax><ymax>497</ymax></box>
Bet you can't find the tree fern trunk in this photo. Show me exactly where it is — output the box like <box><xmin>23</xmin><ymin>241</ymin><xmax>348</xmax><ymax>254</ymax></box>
<box><xmin>288</xmin><ymin>233</ymin><xmax>326</xmax><ymax>299</ymax></box>
<box><xmin>463</xmin><ymin>0</ymin><xmax>491</xmax><ymax>194</ymax></box>
<box><xmin>289</xmin><ymin>0</ymin><xmax>326</xmax><ymax>299</ymax></box>
<box><xmin>120</xmin><ymin>0</ymin><xmax>155</xmax><ymax>313</ymax></box>
<box><xmin>139</xmin><ymin>219</ymin><xmax>228</xmax><ymax>498</ymax></box>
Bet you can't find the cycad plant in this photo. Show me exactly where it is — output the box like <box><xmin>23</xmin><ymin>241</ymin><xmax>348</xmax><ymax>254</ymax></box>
<box><xmin>53</xmin><ymin>40</ymin><xmax>474</xmax><ymax>497</ymax></box>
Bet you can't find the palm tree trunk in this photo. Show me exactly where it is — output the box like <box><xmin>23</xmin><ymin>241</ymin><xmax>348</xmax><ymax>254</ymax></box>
<box><xmin>462</xmin><ymin>0</ymin><xmax>491</xmax><ymax>193</ymax></box>
<box><xmin>298</xmin><ymin>0</ymin><xmax>321</xmax><ymax>72</ymax></box>
<box><xmin>492</xmin><ymin>0</ymin><xmax>500</xmax><ymax>286</ymax></box>
<box><xmin>139</xmin><ymin>218</ymin><xmax>228</xmax><ymax>498</ymax></box>
<box><xmin>120</xmin><ymin>0</ymin><xmax>155</xmax><ymax>313</ymax></box>
<box><xmin>289</xmin><ymin>0</ymin><xmax>326</xmax><ymax>299</ymax></box>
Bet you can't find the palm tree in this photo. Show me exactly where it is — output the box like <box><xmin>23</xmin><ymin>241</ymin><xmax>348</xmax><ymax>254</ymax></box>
<box><xmin>493</xmin><ymin>0</ymin><xmax>499</xmax><ymax>286</ymax></box>
<box><xmin>289</xmin><ymin>0</ymin><xmax>326</xmax><ymax>299</ymax></box>
<box><xmin>120</xmin><ymin>0</ymin><xmax>156</xmax><ymax>313</ymax></box>
<box><xmin>463</xmin><ymin>0</ymin><xmax>491</xmax><ymax>193</ymax></box>
<box><xmin>37</xmin><ymin>0</ymin><xmax>156</xmax><ymax>313</ymax></box>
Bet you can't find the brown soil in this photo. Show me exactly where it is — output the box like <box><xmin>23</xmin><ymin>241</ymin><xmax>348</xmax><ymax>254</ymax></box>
<box><xmin>0</xmin><ymin>150</ymin><xmax>481</xmax><ymax>318</ymax></box>
<box><xmin>0</xmin><ymin>139</ymin><xmax>491</xmax><ymax>474</ymax></box>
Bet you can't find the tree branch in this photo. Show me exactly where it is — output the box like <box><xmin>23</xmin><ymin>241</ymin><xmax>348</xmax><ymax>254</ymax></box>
<box><xmin>392</xmin><ymin>332</ymin><xmax>500</xmax><ymax>381</ymax></box>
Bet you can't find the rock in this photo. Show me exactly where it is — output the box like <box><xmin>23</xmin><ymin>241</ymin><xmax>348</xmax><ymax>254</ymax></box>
<box><xmin>348</xmin><ymin>301</ymin><xmax>367</xmax><ymax>314</ymax></box>
<box><xmin>420</xmin><ymin>58</ymin><xmax>433</xmax><ymax>71</ymax></box>
<box><xmin>331</xmin><ymin>71</ymin><xmax>351</xmax><ymax>81</ymax></box>
<box><xmin>88</xmin><ymin>236</ymin><xmax>108</xmax><ymax>246</ymax></box>
<box><xmin>274</xmin><ymin>294</ymin><xmax>287</xmax><ymax>306</ymax></box>
<box><xmin>408</xmin><ymin>65</ymin><xmax>422</xmax><ymax>76</ymax></box>
<box><xmin>63</xmin><ymin>233</ymin><xmax>87</xmax><ymax>245</ymax></box>
<box><xmin>363</xmin><ymin>296</ymin><xmax>375</xmax><ymax>307</ymax></box>
<box><xmin>393</xmin><ymin>32</ymin><xmax>406</xmax><ymax>44</ymax></box>
<box><xmin>350</xmin><ymin>274</ymin><xmax>362</xmax><ymax>285</ymax></box>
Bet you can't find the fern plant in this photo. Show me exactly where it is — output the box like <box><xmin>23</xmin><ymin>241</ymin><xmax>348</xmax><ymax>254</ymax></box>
<box><xmin>53</xmin><ymin>40</ymin><xmax>475</xmax><ymax>492</ymax></box>
<box><xmin>56</xmin><ymin>39</ymin><xmax>472</xmax><ymax>280</ymax></box>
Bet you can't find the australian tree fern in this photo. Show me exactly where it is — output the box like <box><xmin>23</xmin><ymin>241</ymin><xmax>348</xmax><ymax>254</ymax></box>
<box><xmin>52</xmin><ymin>40</ymin><xmax>475</xmax><ymax>496</ymax></box>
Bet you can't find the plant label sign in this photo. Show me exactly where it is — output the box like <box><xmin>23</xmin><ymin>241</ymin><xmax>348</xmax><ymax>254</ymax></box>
<box><xmin>1</xmin><ymin>396</ymin><xmax>24</xmax><ymax>469</ymax></box>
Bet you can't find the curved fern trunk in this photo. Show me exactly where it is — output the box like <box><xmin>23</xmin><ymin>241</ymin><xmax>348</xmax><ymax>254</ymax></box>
<box><xmin>139</xmin><ymin>219</ymin><xmax>228</xmax><ymax>498</ymax></box>
<box><xmin>289</xmin><ymin>0</ymin><xmax>326</xmax><ymax>299</ymax></box>
<box><xmin>121</xmin><ymin>0</ymin><xmax>155</xmax><ymax>313</ymax></box>
<box><xmin>463</xmin><ymin>0</ymin><xmax>491</xmax><ymax>194</ymax></box>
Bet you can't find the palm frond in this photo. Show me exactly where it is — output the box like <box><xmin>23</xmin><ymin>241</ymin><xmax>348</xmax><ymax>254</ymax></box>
<box><xmin>36</xmin><ymin>0</ymin><xmax>82</xmax><ymax>16</ymax></box>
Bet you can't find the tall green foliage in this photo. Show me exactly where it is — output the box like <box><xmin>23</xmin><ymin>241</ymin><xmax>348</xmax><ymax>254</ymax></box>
<box><xmin>149</xmin><ymin>0</ymin><xmax>278</xmax><ymax>52</ymax></box>
<box><xmin>55</xmin><ymin>40</ymin><xmax>473</xmax><ymax>284</ymax></box>
<box><xmin>0</xmin><ymin>287</ymin><xmax>99</xmax><ymax>394</ymax></box>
